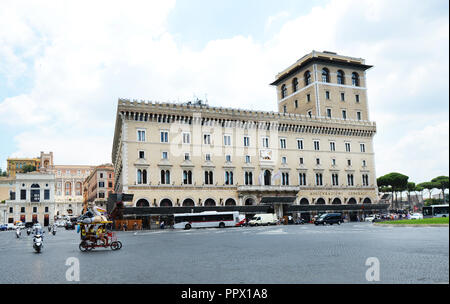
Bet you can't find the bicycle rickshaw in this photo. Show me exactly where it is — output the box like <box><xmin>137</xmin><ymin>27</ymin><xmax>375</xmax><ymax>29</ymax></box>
<box><xmin>78</xmin><ymin>221</ymin><xmax>122</xmax><ymax>252</ymax></box>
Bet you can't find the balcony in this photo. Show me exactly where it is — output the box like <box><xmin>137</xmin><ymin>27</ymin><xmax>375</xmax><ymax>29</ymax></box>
<box><xmin>237</xmin><ymin>185</ymin><xmax>300</xmax><ymax>192</ymax></box>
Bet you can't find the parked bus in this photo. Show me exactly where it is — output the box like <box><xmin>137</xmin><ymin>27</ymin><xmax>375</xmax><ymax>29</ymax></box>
<box><xmin>173</xmin><ymin>211</ymin><xmax>245</xmax><ymax>230</ymax></box>
<box><xmin>423</xmin><ymin>204</ymin><xmax>449</xmax><ymax>218</ymax></box>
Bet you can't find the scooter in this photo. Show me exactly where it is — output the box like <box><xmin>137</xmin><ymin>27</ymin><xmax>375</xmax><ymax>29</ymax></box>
<box><xmin>16</xmin><ymin>228</ymin><xmax>21</xmax><ymax>238</ymax></box>
<box><xmin>27</xmin><ymin>228</ymin><xmax>31</xmax><ymax>235</ymax></box>
<box><xmin>52</xmin><ymin>228</ymin><xmax>56</xmax><ymax>236</ymax></box>
<box><xmin>33</xmin><ymin>232</ymin><xmax>43</xmax><ymax>253</ymax></box>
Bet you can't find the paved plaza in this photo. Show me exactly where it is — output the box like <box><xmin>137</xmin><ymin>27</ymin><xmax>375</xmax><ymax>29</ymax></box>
<box><xmin>0</xmin><ymin>223</ymin><xmax>448</xmax><ymax>284</ymax></box>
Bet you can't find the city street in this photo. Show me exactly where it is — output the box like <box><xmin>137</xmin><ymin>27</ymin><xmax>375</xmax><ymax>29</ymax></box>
<box><xmin>0</xmin><ymin>223</ymin><xmax>448</xmax><ymax>284</ymax></box>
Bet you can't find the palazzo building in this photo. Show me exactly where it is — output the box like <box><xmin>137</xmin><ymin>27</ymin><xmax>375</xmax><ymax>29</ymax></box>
<box><xmin>83</xmin><ymin>163</ymin><xmax>115</xmax><ymax>212</ymax></box>
<box><xmin>110</xmin><ymin>51</ymin><xmax>386</xmax><ymax>223</ymax></box>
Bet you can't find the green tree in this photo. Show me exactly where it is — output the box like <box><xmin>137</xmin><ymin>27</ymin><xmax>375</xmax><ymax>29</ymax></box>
<box><xmin>431</xmin><ymin>176</ymin><xmax>449</xmax><ymax>202</ymax></box>
<box><xmin>406</xmin><ymin>182</ymin><xmax>416</xmax><ymax>205</ymax></box>
<box><xmin>417</xmin><ymin>181</ymin><xmax>440</xmax><ymax>200</ymax></box>
<box><xmin>377</xmin><ymin>172</ymin><xmax>409</xmax><ymax>208</ymax></box>
<box><xmin>21</xmin><ymin>165</ymin><xmax>36</xmax><ymax>173</ymax></box>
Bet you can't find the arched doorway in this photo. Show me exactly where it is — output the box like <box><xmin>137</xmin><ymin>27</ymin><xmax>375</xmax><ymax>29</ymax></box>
<box><xmin>363</xmin><ymin>198</ymin><xmax>372</xmax><ymax>204</ymax></box>
<box><xmin>316</xmin><ymin>198</ymin><xmax>326</xmax><ymax>205</ymax></box>
<box><xmin>347</xmin><ymin>198</ymin><xmax>357</xmax><ymax>204</ymax></box>
<box><xmin>160</xmin><ymin>199</ymin><xmax>172</xmax><ymax>207</ymax></box>
<box><xmin>332</xmin><ymin>198</ymin><xmax>342</xmax><ymax>205</ymax></box>
<box><xmin>225</xmin><ymin>198</ymin><xmax>236</xmax><ymax>206</ymax></box>
<box><xmin>136</xmin><ymin>199</ymin><xmax>150</xmax><ymax>207</ymax></box>
<box><xmin>204</xmin><ymin>198</ymin><xmax>216</xmax><ymax>206</ymax></box>
<box><xmin>264</xmin><ymin>170</ymin><xmax>271</xmax><ymax>186</ymax></box>
<box><xmin>182</xmin><ymin>198</ymin><xmax>195</xmax><ymax>207</ymax></box>
<box><xmin>245</xmin><ymin>198</ymin><xmax>255</xmax><ymax>206</ymax></box>
<box><xmin>300</xmin><ymin>198</ymin><xmax>309</xmax><ymax>205</ymax></box>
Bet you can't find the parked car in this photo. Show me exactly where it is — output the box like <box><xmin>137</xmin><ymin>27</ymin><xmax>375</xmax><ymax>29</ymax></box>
<box><xmin>0</xmin><ymin>224</ymin><xmax>8</xmax><ymax>231</ymax></box>
<box><xmin>7</xmin><ymin>223</ymin><xmax>16</xmax><ymax>230</ymax></box>
<box><xmin>364</xmin><ymin>215</ymin><xmax>376</xmax><ymax>222</ymax></box>
<box><xmin>410</xmin><ymin>213</ymin><xmax>423</xmax><ymax>220</ymax></box>
<box><xmin>248</xmin><ymin>213</ymin><xmax>278</xmax><ymax>226</ymax></box>
<box><xmin>25</xmin><ymin>222</ymin><xmax>34</xmax><ymax>228</ymax></box>
<box><xmin>314</xmin><ymin>213</ymin><xmax>343</xmax><ymax>225</ymax></box>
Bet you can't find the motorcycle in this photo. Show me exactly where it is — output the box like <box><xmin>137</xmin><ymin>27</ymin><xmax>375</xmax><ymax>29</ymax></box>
<box><xmin>16</xmin><ymin>228</ymin><xmax>21</xmax><ymax>238</ymax></box>
<box><xmin>48</xmin><ymin>226</ymin><xmax>52</xmax><ymax>232</ymax></box>
<box><xmin>33</xmin><ymin>232</ymin><xmax>44</xmax><ymax>253</ymax></box>
<box><xmin>52</xmin><ymin>228</ymin><xmax>56</xmax><ymax>236</ymax></box>
<box><xmin>27</xmin><ymin>228</ymin><xmax>31</xmax><ymax>235</ymax></box>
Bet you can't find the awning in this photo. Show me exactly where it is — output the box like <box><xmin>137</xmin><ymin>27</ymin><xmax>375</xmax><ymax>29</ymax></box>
<box><xmin>260</xmin><ymin>197</ymin><xmax>297</xmax><ymax>205</ymax></box>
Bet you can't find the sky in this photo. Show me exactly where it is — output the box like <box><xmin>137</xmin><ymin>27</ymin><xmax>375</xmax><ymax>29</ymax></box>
<box><xmin>0</xmin><ymin>0</ymin><xmax>448</xmax><ymax>185</ymax></box>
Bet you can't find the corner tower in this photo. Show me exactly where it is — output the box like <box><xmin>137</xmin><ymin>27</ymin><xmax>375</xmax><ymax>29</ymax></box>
<box><xmin>271</xmin><ymin>51</ymin><xmax>373</xmax><ymax>121</ymax></box>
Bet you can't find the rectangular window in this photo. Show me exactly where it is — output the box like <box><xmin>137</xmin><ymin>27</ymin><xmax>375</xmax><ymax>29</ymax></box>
<box><xmin>245</xmin><ymin>155</ymin><xmax>251</xmax><ymax>163</ymax></box>
<box><xmin>306</xmin><ymin>94</ymin><xmax>311</xmax><ymax>102</ymax></box>
<box><xmin>299</xmin><ymin>173</ymin><xmax>307</xmax><ymax>186</ymax></box>
<box><xmin>347</xmin><ymin>174</ymin><xmax>354</xmax><ymax>186</ymax></box>
<box><xmin>203</xmin><ymin>134</ymin><xmax>211</xmax><ymax>145</ymax></box>
<box><xmin>316</xmin><ymin>158</ymin><xmax>320</xmax><ymax>165</ymax></box>
<box><xmin>307</xmin><ymin>110</ymin><xmax>312</xmax><ymax>118</ymax></box>
<box><xmin>33</xmin><ymin>207</ymin><xmax>37</xmax><ymax>213</ymax></box>
<box><xmin>345</xmin><ymin>142</ymin><xmax>351</xmax><ymax>152</ymax></box>
<box><xmin>184</xmin><ymin>153</ymin><xmax>190</xmax><ymax>161</ymax></box>
<box><xmin>44</xmin><ymin>189</ymin><xmax>50</xmax><ymax>200</ymax></box>
<box><xmin>355</xmin><ymin>94</ymin><xmax>360</xmax><ymax>102</ymax></box>
<box><xmin>332</xmin><ymin>174</ymin><xmax>339</xmax><ymax>186</ymax></box>
<box><xmin>299</xmin><ymin>157</ymin><xmax>304</xmax><ymax>165</ymax></box>
<box><xmin>360</xmin><ymin>143</ymin><xmax>366</xmax><ymax>153</ymax></box>
<box><xmin>45</xmin><ymin>207</ymin><xmax>49</xmax><ymax>213</ymax></box>
<box><xmin>283</xmin><ymin>105</ymin><xmax>287</xmax><ymax>113</ymax></box>
<box><xmin>98</xmin><ymin>192</ymin><xmax>105</xmax><ymax>198</ymax></box>
<box><xmin>182</xmin><ymin>132</ymin><xmax>191</xmax><ymax>144</ymax></box>
<box><xmin>314</xmin><ymin>140</ymin><xmax>320</xmax><ymax>151</ymax></box>
<box><xmin>21</xmin><ymin>207</ymin><xmax>25</xmax><ymax>213</ymax></box>
<box><xmin>340</xmin><ymin>92</ymin><xmax>345</xmax><ymax>101</ymax></box>
<box><xmin>280</xmin><ymin>138</ymin><xmax>287</xmax><ymax>149</ymax></box>
<box><xmin>325</xmin><ymin>91</ymin><xmax>330</xmax><ymax>100</ymax></box>
<box><xmin>332</xmin><ymin>158</ymin><xmax>336</xmax><ymax>166</ymax></box>
<box><xmin>205</xmin><ymin>154</ymin><xmax>211</xmax><ymax>161</ymax></box>
<box><xmin>362</xmin><ymin>160</ymin><xmax>367</xmax><ymax>167</ymax></box>
<box><xmin>160</xmin><ymin>131</ymin><xmax>169</xmax><ymax>143</ymax></box>
<box><xmin>100</xmin><ymin>173</ymin><xmax>104</xmax><ymax>178</ymax></box>
<box><xmin>326</xmin><ymin>108</ymin><xmax>332</xmax><ymax>118</ymax></box>
<box><xmin>330</xmin><ymin>142</ymin><xmax>336</xmax><ymax>151</ymax></box>
<box><xmin>99</xmin><ymin>182</ymin><xmax>105</xmax><ymax>188</ymax></box>
<box><xmin>316</xmin><ymin>173</ymin><xmax>323</xmax><ymax>186</ymax></box>
<box><xmin>137</xmin><ymin>130</ymin><xmax>146</xmax><ymax>142</ymax></box>
<box><xmin>297</xmin><ymin>139</ymin><xmax>304</xmax><ymax>150</ymax></box>
<box><xmin>357</xmin><ymin>111</ymin><xmax>362</xmax><ymax>120</ymax></box>
<box><xmin>162</xmin><ymin>151</ymin><xmax>168</xmax><ymax>160</ymax></box>
<box><xmin>224</xmin><ymin>135</ymin><xmax>231</xmax><ymax>146</ymax></box>
<box><xmin>262</xmin><ymin>137</ymin><xmax>269</xmax><ymax>148</ymax></box>
<box><xmin>139</xmin><ymin>151</ymin><xmax>145</xmax><ymax>159</ymax></box>
<box><xmin>294</xmin><ymin>100</ymin><xmax>298</xmax><ymax>108</ymax></box>
<box><xmin>20</xmin><ymin>189</ymin><xmax>26</xmax><ymax>200</ymax></box>
<box><xmin>342</xmin><ymin>110</ymin><xmax>347</xmax><ymax>120</ymax></box>
<box><xmin>282</xmin><ymin>157</ymin><xmax>287</xmax><ymax>164</ymax></box>
<box><xmin>225</xmin><ymin>171</ymin><xmax>234</xmax><ymax>185</ymax></box>
<box><xmin>226</xmin><ymin>155</ymin><xmax>231</xmax><ymax>162</ymax></box>
<box><xmin>243</xmin><ymin>136</ymin><xmax>250</xmax><ymax>147</ymax></box>
<box><xmin>347</xmin><ymin>159</ymin><xmax>352</xmax><ymax>166</ymax></box>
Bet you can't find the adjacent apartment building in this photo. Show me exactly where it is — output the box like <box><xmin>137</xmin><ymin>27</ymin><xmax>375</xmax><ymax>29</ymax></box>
<box><xmin>83</xmin><ymin>164</ymin><xmax>114</xmax><ymax>212</ymax></box>
<box><xmin>111</xmin><ymin>51</ymin><xmax>385</xmax><ymax>222</ymax></box>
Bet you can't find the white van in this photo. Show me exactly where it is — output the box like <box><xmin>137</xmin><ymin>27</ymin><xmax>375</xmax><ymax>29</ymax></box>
<box><xmin>248</xmin><ymin>213</ymin><xmax>278</xmax><ymax>226</ymax></box>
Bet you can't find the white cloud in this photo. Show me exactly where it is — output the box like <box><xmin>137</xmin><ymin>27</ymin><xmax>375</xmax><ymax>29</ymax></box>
<box><xmin>0</xmin><ymin>0</ymin><xmax>448</xmax><ymax>183</ymax></box>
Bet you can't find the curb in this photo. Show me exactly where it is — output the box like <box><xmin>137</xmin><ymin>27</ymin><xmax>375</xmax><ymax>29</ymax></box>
<box><xmin>373</xmin><ymin>223</ymin><xmax>449</xmax><ymax>227</ymax></box>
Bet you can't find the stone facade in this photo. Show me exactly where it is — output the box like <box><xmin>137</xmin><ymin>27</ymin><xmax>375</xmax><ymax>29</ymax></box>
<box><xmin>111</xmin><ymin>51</ymin><xmax>378</xmax><ymax>217</ymax></box>
<box><xmin>83</xmin><ymin>163</ymin><xmax>115</xmax><ymax>211</ymax></box>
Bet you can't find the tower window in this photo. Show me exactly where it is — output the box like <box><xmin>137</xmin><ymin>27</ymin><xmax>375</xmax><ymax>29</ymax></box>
<box><xmin>321</xmin><ymin>68</ymin><xmax>330</xmax><ymax>83</ymax></box>
<box><xmin>304</xmin><ymin>71</ymin><xmax>311</xmax><ymax>86</ymax></box>
<box><xmin>292</xmin><ymin>78</ymin><xmax>298</xmax><ymax>92</ymax></box>
<box><xmin>352</xmin><ymin>72</ymin><xmax>360</xmax><ymax>86</ymax></box>
<box><xmin>281</xmin><ymin>84</ymin><xmax>287</xmax><ymax>99</ymax></box>
<box><xmin>337</xmin><ymin>70</ymin><xmax>345</xmax><ymax>85</ymax></box>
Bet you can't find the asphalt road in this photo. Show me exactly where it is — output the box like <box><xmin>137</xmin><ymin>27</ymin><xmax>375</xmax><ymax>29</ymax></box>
<box><xmin>0</xmin><ymin>223</ymin><xmax>448</xmax><ymax>284</ymax></box>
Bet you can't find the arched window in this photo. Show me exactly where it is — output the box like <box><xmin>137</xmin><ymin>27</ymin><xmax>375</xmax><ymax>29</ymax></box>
<box><xmin>136</xmin><ymin>199</ymin><xmax>150</xmax><ymax>207</ymax></box>
<box><xmin>161</xmin><ymin>170</ymin><xmax>170</xmax><ymax>184</ymax></box>
<box><xmin>316</xmin><ymin>198</ymin><xmax>326</xmax><ymax>205</ymax></box>
<box><xmin>300</xmin><ymin>198</ymin><xmax>309</xmax><ymax>205</ymax></box>
<box><xmin>332</xmin><ymin>198</ymin><xmax>342</xmax><ymax>205</ymax></box>
<box><xmin>321</xmin><ymin>68</ymin><xmax>330</xmax><ymax>83</ymax></box>
<box><xmin>142</xmin><ymin>169</ymin><xmax>147</xmax><ymax>184</ymax></box>
<box><xmin>182</xmin><ymin>198</ymin><xmax>195</xmax><ymax>206</ymax></box>
<box><xmin>281</xmin><ymin>84</ymin><xmax>287</xmax><ymax>99</ymax></box>
<box><xmin>137</xmin><ymin>170</ymin><xmax>142</xmax><ymax>184</ymax></box>
<box><xmin>352</xmin><ymin>72</ymin><xmax>359</xmax><ymax>86</ymax></box>
<box><xmin>225</xmin><ymin>198</ymin><xmax>236</xmax><ymax>206</ymax></box>
<box><xmin>183</xmin><ymin>170</ymin><xmax>192</xmax><ymax>185</ymax></box>
<box><xmin>292</xmin><ymin>78</ymin><xmax>298</xmax><ymax>92</ymax></box>
<box><xmin>304</xmin><ymin>71</ymin><xmax>311</xmax><ymax>86</ymax></box>
<box><xmin>160</xmin><ymin>199</ymin><xmax>172</xmax><ymax>207</ymax></box>
<box><xmin>245</xmin><ymin>198</ymin><xmax>255</xmax><ymax>205</ymax></box>
<box><xmin>204</xmin><ymin>198</ymin><xmax>216</xmax><ymax>206</ymax></box>
<box><xmin>347</xmin><ymin>197</ymin><xmax>357</xmax><ymax>204</ymax></box>
<box><xmin>337</xmin><ymin>70</ymin><xmax>345</xmax><ymax>85</ymax></box>
<box><xmin>363</xmin><ymin>198</ymin><xmax>372</xmax><ymax>204</ymax></box>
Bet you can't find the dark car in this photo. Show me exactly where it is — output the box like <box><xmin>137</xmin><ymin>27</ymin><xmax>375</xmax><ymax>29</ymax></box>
<box><xmin>314</xmin><ymin>213</ymin><xmax>343</xmax><ymax>225</ymax></box>
<box><xmin>25</xmin><ymin>222</ymin><xmax>34</xmax><ymax>229</ymax></box>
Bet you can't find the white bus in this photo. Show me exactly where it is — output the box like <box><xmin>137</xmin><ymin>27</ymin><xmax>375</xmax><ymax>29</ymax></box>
<box><xmin>173</xmin><ymin>211</ymin><xmax>245</xmax><ymax>230</ymax></box>
<box><xmin>423</xmin><ymin>204</ymin><xmax>449</xmax><ymax>218</ymax></box>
